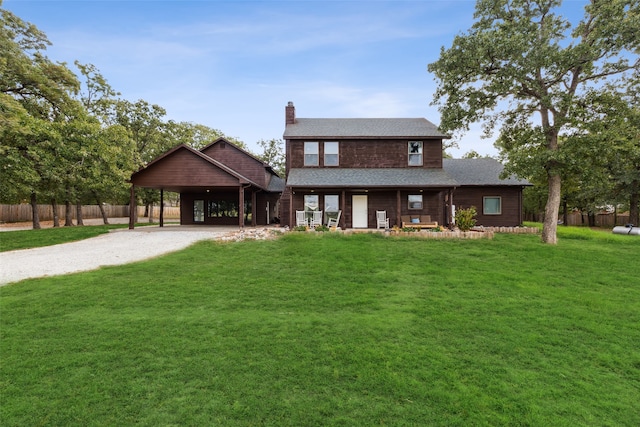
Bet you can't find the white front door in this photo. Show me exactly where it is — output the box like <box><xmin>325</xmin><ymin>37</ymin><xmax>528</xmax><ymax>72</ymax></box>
<box><xmin>352</xmin><ymin>195</ymin><xmax>368</xmax><ymax>228</ymax></box>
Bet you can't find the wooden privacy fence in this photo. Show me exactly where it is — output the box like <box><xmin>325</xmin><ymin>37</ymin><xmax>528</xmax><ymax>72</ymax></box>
<box><xmin>526</xmin><ymin>211</ymin><xmax>631</xmax><ymax>227</ymax></box>
<box><xmin>0</xmin><ymin>204</ymin><xmax>181</xmax><ymax>223</ymax></box>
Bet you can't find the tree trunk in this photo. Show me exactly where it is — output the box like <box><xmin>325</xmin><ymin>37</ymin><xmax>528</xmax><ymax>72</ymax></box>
<box><xmin>94</xmin><ymin>192</ymin><xmax>109</xmax><ymax>224</ymax></box>
<box><xmin>148</xmin><ymin>204</ymin><xmax>154</xmax><ymax>223</ymax></box>
<box><xmin>65</xmin><ymin>187</ymin><xmax>74</xmax><ymax>227</ymax></box>
<box><xmin>542</xmin><ymin>172</ymin><xmax>561</xmax><ymax>244</ymax></box>
<box><xmin>562</xmin><ymin>197</ymin><xmax>568</xmax><ymax>226</ymax></box>
<box><xmin>144</xmin><ymin>203</ymin><xmax>149</xmax><ymax>218</ymax></box>
<box><xmin>51</xmin><ymin>198</ymin><xmax>60</xmax><ymax>227</ymax></box>
<box><xmin>76</xmin><ymin>200</ymin><xmax>84</xmax><ymax>226</ymax></box>
<box><xmin>30</xmin><ymin>192</ymin><xmax>41</xmax><ymax>230</ymax></box>
<box><xmin>629</xmin><ymin>178</ymin><xmax>639</xmax><ymax>226</ymax></box>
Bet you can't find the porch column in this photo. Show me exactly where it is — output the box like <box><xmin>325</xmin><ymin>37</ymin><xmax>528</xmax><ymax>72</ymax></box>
<box><xmin>129</xmin><ymin>184</ymin><xmax>136</xmax><ymax>229</ymax></box>
<box><xmin>449</xmin><ymin>188</ymin><xmax>455</xmax><ymax>228</ymax></box>
<box><xmin>396</xmin><ymin>190</ymin><xmax>401</xmax><ymax>228</ymax></box>
<box><xmin>159</xmin><ymin>189</ymin><xmax>164</xmax><ymax>227</ymax></box>
<box><xmin>239</xmin><ymin>186</ymin><xmax>245</xmax><ymax>228</ymax></box>
<box><xmin>341</xmin><ymin>190</ymin><xmax>346</xmax><ymax>229</ymax></box>
<box><xmin>251</xmin><ymin>190</ymin><xmax>257</xmax><ymax>226</ymax></box>
<box><xmin>289</xmin><ymin>188</ymin><xmax>294</xmax><ymax>227</ymax></box>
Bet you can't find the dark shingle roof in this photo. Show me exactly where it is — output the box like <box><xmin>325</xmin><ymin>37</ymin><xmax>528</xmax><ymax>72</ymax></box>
<box><xmin>287</xmin><ymin>168</ymin><xmax>458</xmax><ymax>187</ymax></box>
<box><xmin>286</xmin><ymin>159</ymin><xmax>530</xmax><ymax>188</ymax></box>
<box><xmin>266</xmin><ymin>175</ymin><xmax>285</xmax><ymax>192</ymax></box>
<box><xmin>443</xmin><ymin>158</ymin><xmax>530</xmax><ymax>186</ymax></box>
<box><xmin>284</xmin><ymin>118</ymin><xmax>449</xmax><ymax>139</ymax></box>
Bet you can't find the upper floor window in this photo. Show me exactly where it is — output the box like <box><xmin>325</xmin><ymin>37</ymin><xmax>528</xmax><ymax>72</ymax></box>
<box><xmin>304</xmin><ymin>142</ymin><xmax>318</xmax><ymax>166</ymax></box>
<box><xmin>324</xmin><ymin>142</ymin><xmax>339</xmax><ymax>166</ymax></box>
<box><xmin>304</xmin><ymin>142</ymin><xmax>319</xmax><ymax>166</ymax></box>
<box><xmin>408</xmin><ymin>141</ymin><xmax>423</xmax><ymax>166</ymax></box>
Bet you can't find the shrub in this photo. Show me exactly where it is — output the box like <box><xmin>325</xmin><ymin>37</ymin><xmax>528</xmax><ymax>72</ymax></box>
<box><xmin>455</xmin><ymin>206</ymin><xmax>477</xmax><ymax>231</ymax></box>
<box><xmin>314</xmin><ymin>225</ymin><xmax>329</xmax><ymax>232</ymax></box>
<box><xmin>292</xmin><ymin>225</ymin><xmax>308</xmax><ymax>232</ymax></box>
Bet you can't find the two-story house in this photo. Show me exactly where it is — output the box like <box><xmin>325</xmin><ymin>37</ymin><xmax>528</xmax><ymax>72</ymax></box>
<box><xmin>280</xmin><ymin>102</ymin><xmax>529</xmax><ymax>229</ymax></box>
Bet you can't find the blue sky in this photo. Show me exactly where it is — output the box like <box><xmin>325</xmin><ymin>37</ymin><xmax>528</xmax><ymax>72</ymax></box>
<box><xmin>5</xmin><ymin>0</ymin><xmax>588</xmax><ymax>157</ymax></box>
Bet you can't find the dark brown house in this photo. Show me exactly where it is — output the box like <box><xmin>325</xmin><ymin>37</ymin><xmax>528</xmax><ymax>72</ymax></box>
<box><xmin>281</xmin><ymin>102</ymin><xmax>529</xmax><ymax>229</ymax></box>
<box><xmin>129</xmin><ymin>138</ymin><xmax>284</xmax><ymax>228</ymax></box>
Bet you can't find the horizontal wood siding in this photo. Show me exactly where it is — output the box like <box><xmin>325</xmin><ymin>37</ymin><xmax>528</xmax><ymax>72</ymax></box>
<box><xmin>400</xmin><ymin>190</ymin><xmax>445</xmax><ymax>226</ymax></box>
<box><xmin>454</xmin><ymin>187</ymin><xmax>523</xmax><ymax>227</ymax></box>
<box><xmin>133</xmin><ymin>149</ymin><xmax>239</xmax><ymax>188</ymax></box>
<box><xmin>201</xmin><ymin>143</ymin><xmax>268</xmax><ymax>188</ymax></box>
<box><xmin>286</xmin><ymin>138</ymin><xmax>443</xmax><ymax>169</ymax></box>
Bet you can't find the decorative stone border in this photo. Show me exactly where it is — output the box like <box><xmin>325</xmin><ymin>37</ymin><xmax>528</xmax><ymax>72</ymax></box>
<box><xmin>471</xmin><ymin>226</ymin><xmax>539</xmax><ymax>234</ymax></box>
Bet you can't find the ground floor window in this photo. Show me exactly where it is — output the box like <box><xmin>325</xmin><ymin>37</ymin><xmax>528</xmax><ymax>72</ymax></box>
<box><xmin>408</xmin><ymin>194</ymin><xmax>423</xmax><ymax>209</ymax></box>
<box><xmin>483</xmin><ymin>196</ymin><xmax>502</xmax><ymax>215</ymax></box>
<box><xmin>324</xmin><ymin>194</ymin><xmax>339</xmax><ymax>223</ymax></box>
<box><xmin>304</xmin><ymin>195</ymin><xmax>319</xmax><ymax>212</ymax></box>
<box><xmin>194</xmin><ymin>200</ymin><xmax>205</xmax><ymax>222</ymax></box>
<box><xmin>208</xmin><ymin>200</ymin><xmax>239</xmax><ymax>217</ymax></box>
<box><xmin>304</xmin><ymin>194</ymin><xmax>319</xmax><ymax>222</ymax></box>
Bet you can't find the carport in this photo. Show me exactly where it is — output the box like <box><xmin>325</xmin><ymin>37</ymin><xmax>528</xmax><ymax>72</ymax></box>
<box><xmin>128</xmin><ymin>142</ymin><xmax>283</xmax><ymax>229</ymax></box>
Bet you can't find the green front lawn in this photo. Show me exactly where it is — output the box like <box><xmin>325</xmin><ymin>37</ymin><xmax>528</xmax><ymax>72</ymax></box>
<box><xmin>0</xmin><ymin>223</ymin><xmax>151</xmax><ymax>252</ymax></box>
<box><xmin>1</xmin><ymin>230</ymin><xmax>639</xmax><ymax>426</ymax></box>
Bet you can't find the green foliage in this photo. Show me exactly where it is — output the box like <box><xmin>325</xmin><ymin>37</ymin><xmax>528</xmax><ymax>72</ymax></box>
<box><xmin>1</xmin><ymin>233</ymin><xmax>639</xmax><ymax>425</ymax></box>
<box><xmin>428</xmin><ymin>0</ymin><xmax>640</xmax><ymax>243</ymax></box>
<box><xmin>455</xmin><ymin>206</ymin><xmax>477</xmax><ymax>231</ymax></box>
<box><xmin>292</xmin><ymin>225</ymin><xmax>307</xmax><ymax>232</ymax></box>
<box><xmin>314</xmin><ymin>224</ymin><xmax>329</xmax><ymax>232</ymax></box>
<box><xmin>256</xmin><ymin>138</ymin><xmax>285</xmax><ymax>177</ymax></box>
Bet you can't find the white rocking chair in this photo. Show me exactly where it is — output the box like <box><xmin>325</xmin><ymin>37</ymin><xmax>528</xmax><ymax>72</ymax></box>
<box><xmin>311</xmin><ymin>210</ymin><xmax>323</xmax><ymax>228</ymax></box>
<box><xmin>296</xmin><ymin>210</ymin><xmax>308</xmax><ymax>227</ymax></box>
<box><xmin>327</xmin><ymin>210</ymin><xmax>342</xmax><ymax>229</ymax></box>
<box><xmin>376</xmin><ymin>210</ymin><xmax>389</xmax><ymax>229</ymax></box>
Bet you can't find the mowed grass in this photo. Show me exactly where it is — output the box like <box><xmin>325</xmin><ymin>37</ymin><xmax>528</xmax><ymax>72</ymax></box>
<box><xmin>1</xmin><ymin>229</ymin><xmax>639</xmax><ymax>426</ymax></box>
<box><xmin>0</xmin><ymin>224</ymin><xmax>129</xmax><ymax>252</ymax></box>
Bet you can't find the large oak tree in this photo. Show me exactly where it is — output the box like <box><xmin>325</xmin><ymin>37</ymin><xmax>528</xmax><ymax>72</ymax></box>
<box><xmin>428</xmin><ymin>0</ymin><xmax>639</xmax><ymax>243</ymax></box>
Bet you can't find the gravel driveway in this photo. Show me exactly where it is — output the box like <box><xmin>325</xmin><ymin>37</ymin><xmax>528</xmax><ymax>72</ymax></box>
<box><xmin>0</xmin><ymin>227</ymin><xmax>239</xmax><ymax>286</ymax></box>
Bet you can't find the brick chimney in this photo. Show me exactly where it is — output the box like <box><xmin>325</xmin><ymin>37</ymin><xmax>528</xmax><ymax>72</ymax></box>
<box><xmin>285</xmin><ymin>101</ymin><xmax>295</xmax><ymax>124</ymax></box>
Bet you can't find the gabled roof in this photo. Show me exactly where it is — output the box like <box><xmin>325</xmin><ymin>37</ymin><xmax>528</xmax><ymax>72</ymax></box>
<box><xmin>131</xmin><ymin>144</ymin><xmax>258</xmax><ymax>188</ymax></box>
<box><xmin>284</xmin><ymin>118</ymin><xmax>449</xmax><ymax>139</ymax></box>
<box><xmin>200</xmin><ymin>137</ymin><xmax>280</xmax><ymax>177</ymax></box>
<box><xmin>287</xmin><ymin>168</ymin><xmax>458</xmax><ymax>188</ymax></box>
<box><xmin>443</xmin><ymin>158</ymin><xmax>531</xmax><ymax>186</ymax></box>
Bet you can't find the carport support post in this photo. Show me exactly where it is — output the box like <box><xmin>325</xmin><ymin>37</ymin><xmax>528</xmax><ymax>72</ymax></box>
<box><xmin>159</xmin><ymin>189</ymin><xmax>164</xmax><ymax>227</ymax></box>
<box><xmin>129</xmin><ymin>185</ymin><xmax>136</xmax><ymax>229</ymax></box>
<box><xmin>239</xmin><ymin>186</ymin><xmax>245</xmax><ymax>228</ymax></box>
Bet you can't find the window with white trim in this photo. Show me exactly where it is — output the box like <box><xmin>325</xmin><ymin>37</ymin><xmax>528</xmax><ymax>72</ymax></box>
<box><xmin>304</xmin><ymin>195</ymin><xmax>319</xmax><ymax>212</ymax></box>
<box><xmin>408</xmin><ymin>194</ymin><xmax>423</xmax><ymax>210</ymax></box>
<box><xmin>324</xmin><ymin>195</ymin><xmax>339</xmax><ymax>223</ymax></box>
<box><xmin>483</xmin><ymin>196</ymin><xmax>502</xmax><ymax>215</ymax></box>
<box><xmin>408</xmin><ymin>141</ymin><xmax>423</xmax><ymax>166</ymax></box>
<box><xmin>304</xmin><ymin>142</ymin><xmax>319</xmax><ymax>166</ymax></box>
<box><xmin>324</xmin><ymin>141</ymin><xmax>339</xmax><ymax>166</ymax></box>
